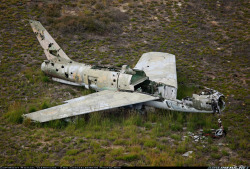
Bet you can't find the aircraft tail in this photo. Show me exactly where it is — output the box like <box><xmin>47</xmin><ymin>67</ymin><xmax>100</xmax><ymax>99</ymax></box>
<box><xmin>29</xmin><ymin>20</ymin><xmax>71</xmax><ymax>61</ymax></box>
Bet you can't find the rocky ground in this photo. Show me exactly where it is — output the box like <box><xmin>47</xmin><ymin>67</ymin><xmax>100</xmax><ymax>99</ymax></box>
<box><xmin>0</xmin><ymin>0</ymin><xmax>249</xmax><ymax>166</ymax></box>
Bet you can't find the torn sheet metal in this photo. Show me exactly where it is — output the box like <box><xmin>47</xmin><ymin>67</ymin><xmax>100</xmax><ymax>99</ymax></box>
<box><xmin>145</xmin><ymin>88</ymin><xmax>225</xmax><ymax>113</ymax></box>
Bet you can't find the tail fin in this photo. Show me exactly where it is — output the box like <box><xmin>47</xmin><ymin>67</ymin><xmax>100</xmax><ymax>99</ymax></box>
<box><xmin>29</xmin><ymin>20</ymin><xmax>71</xmax><ymax>61</ymax></box>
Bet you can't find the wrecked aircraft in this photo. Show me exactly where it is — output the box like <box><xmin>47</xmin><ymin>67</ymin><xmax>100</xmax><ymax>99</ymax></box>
<box><xmin>23</xmin><ymin>20</ymin><xmax>225</xmax><ymax>123</ymax></box>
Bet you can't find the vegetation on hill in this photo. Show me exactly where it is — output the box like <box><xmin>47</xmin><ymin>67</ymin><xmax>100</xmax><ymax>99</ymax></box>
<box><xmin>0</xmin><ymin>0</ymin><xmax>249</xmax><ymax>166</ymax></box>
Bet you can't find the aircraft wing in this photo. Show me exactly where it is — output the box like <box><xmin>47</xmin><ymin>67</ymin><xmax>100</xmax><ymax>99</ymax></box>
<box><xmin>134</xmin><ymin>52</ymin><xmax>177</xmax><ymax>88</ymax></box>
<box><xmin>23</xmin><ymin>90</ymin><xmax>158</xmax><ymax>122</ymax></box>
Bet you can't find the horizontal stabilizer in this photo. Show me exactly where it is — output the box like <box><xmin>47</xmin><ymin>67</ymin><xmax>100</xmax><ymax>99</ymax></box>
<box><xmin>134</xmin><ymin>52</ymin><xmax>177</xmax><ymax>88</ymax></box>
<box><xmin>23</xmin><ymin>90</ymin><xmax>158</xmax><ymax>122</ymax></box>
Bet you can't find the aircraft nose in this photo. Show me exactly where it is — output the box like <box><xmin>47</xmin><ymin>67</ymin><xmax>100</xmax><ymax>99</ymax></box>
<box><xmin>41</xmin><ymin>62</ymin><xmax>46</xmax><ymax>71</ymax></box>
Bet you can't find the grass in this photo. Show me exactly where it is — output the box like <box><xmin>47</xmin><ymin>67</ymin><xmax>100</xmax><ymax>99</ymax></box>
<box><xmin>171</xmin><ymin>134</ymin><xmax>181</xmax><ymax>141</ymax></box>
<box><xmin>143</xmin><ymin>139</ymin><xmax>157</xmax><ymax>148</ymax></box>
<box><xmin>0</xmin><ymin>0</ymin><xmax>249</xmax><ymax>167</ymax></box>
<box><xmin>45</xmin><ymin>2</ymin><xmax>127</xmax><ymax>35</ymax></box>
<box><xmin>211</xmin><ymin>153</ymin><xmax>221</xmax><ymax>159</ymax></box>
<box><xmin>222</xmin><ymin>149</ymin><xmax>229</xmax><ymax>156</ymax></box>
<box><xmin>3</xmin><ymin>102</ymin><xmax>25</xmax><ymax>124</ymax></box>
<box><xmin>66</xmin><ymin>149</ymin><xmax>79</xmax><ymax>155</ymax></box>
<box><xmin>116</xmin><ymin>153</ymin><xmax>139</xmax><ymax>161</ymax></box>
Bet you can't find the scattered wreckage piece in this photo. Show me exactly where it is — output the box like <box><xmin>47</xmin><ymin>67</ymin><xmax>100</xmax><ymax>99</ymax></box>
<box><xmin>203</xmin><ymin>118</ymin><xmax>227</xmax><ymax>138</ymax></box>
<box><xmin>182</xmin><ymin>151</ymin><xmax>193</xmax><ymax>157</ymax></box>
<box><xmin>187</xmin><ymin>119</ymin><xmax>227</xmax><ymax>142</ymax></box>
<box><xmin>23</xmin><ymin>20</ymin><xmax>226</xmax><ymax>123</ymax></box>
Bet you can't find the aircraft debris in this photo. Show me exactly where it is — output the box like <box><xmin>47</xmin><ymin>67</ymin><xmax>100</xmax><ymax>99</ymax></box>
<box><xmin>23</xmin><ymin>20</ymin><xmax>226</xmax><ymax>122</ymax></box>
<box><xmin>186</xmin><ymin>119</ymin><xmax>227</xmax><ymax>142</ymax></box>
<box><xmin>182</xmin><ymin>151</ymin><xmax>193</xmax><ymax>157</ymax></box>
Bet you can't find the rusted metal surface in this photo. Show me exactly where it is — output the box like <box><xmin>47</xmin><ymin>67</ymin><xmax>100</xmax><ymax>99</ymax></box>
<box><xmin>23</xmin><ymin>20</ymin><xmax>226</xmax><ymax>123</ymax></box>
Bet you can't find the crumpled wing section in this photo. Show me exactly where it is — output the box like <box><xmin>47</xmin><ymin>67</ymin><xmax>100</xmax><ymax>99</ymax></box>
<box><xmin>134</xmin><ymin>52</ymin><xmax>177</xmax><ymax>88</ymax></box>
<box><xmin>23</xmin><ymin>90</ymin><xmax>158</xmax><ymax>123</ymax></box>
<box><xmin>29</xmin><ymin>20</ymin><xmax>71</xmax><ymax>60</ymax></box>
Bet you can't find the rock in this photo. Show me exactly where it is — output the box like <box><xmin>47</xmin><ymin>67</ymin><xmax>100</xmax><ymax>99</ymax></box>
<box><xmin>218</xmin><ymin>143</ymin><xmax>224</xmax><ymax>146</ymax></box>
<box><xmin>73</xmin><ymin>35</ymin><xmax>78</xmax><ymax>39</ymax></box>
<box><xmin>182</xmin><ymin>136</ymin><xmax>187</xmax><ymax>141</ymax></box>
<box><xmin>177</xmin><ymin>2</ymin><xmax>182</xmax><ymax>7</ymax></box>
<box><xmin>182</xmin><ymin>151</ymin><xmax>193</xmax><ymax>157</ymax></box>
<box><xmin>187</xmin><ymin>131</ymin><xmax>193</xmax><ymax>136</ymax></box>
<box><xmin>193</xmin><ymin>135</ymin><xmax>199</xmax><ymax>142</ymax></box>
<box><xmin>198</xmin><ymin>129</ymin><xmax>203</xmax><ymax>135</ymax></box>
<box><xmin>98</xmin><ymin>46</ymin><xmax>109</xmax><ymax>53</ymax></box>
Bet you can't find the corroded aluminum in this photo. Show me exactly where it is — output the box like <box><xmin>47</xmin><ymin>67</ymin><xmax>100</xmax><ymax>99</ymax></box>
<box><xmin>23</xmin><ymin>20</ymin><xmax>226</xmax><ymax>123</ymax></box>
<box><xmin>134</xmin><ymin>52</ymin><xmax>177</xmax><ymax>88</ymax></box>
<box><xmin>30</xmin><ymin>20</ymin><xmax>71</xmax><ymax>60</ymax></box>
<box><xmin>23</xmin><ymin>90</ymin><xmax>158</xmax><ymax>122</ymax></box>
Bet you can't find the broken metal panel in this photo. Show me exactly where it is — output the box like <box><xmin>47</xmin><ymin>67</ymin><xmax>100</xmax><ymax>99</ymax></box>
<box><xmin>23</xmin><ymin>90</ymin><xmax>158</xmax><ymax>122</ymax></box>
<box><xmin>134</xmin><ymin>52</ymin><xmax>177</xmax><ymax>89</ymax></box>
<box><xmin>29</xmin><ymin>20</ymin><xmax>71</xmax><ymax>60</ymax></box>
<box><xmin>121</xmin><ymin>65</ymin><xmax>136</xmax><ymax>75</ymax></box>
<box><xmin>117</xmin><ymin>73</ymin><xmax>134</xmax><ymax>91</ymax></box>
<box><xmin>144</xmin><ymin>88</ymin><xmax>225</xmax><ymax>113</ymax></box>
<box><xmin>130</xmin><ymin>69</ymin><xmax>148</xmax><ymax>86</ymax></box>
<box><xmin>192</xmin><ymin>94</ymin><xmax>213</xmax><ymax>111</ymax></box>
<box><xmin>86</xmin><ymin>69</ymin><xmax>119</xmax><ymax>90</ymax></box>
<box><xmin>158</xmin><ymin>85</ymin><xmax>177</xmax><ymax>100</ymax></box>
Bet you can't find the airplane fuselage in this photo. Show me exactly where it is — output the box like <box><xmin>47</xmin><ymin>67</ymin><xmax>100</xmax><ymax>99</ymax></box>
<box><xmin>28</xmin><ymin>19</ymin><xmax>225</xmax><ymax>118</ymax></box>
<box><xmin>41</xmin><ymin>57</ymin><xmax>158</xmax><ymax>94</ymax></box>
<box><xmin>23</xmin><ymin>20</ymin><xmax>226</xmax><ymax>123</ymax></box>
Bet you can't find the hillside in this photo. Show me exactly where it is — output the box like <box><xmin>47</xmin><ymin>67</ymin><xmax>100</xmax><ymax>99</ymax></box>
<box><xmin>0</xmin><ymin>0</ymin><xmax>249</xmax><ymax>166</ymax></box>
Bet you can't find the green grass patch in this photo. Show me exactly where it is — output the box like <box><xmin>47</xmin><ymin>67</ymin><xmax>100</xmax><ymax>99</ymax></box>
<box><xmin>66</xmin><ymin>149</ymin><xmax>79</xmax><ymax>155</ymax></box>
<box><xmin>211</xmin><ymin>152</ymin><xmax>221</xmax><ymax>159</ymax></box>
<box><xmin>176</xmin><ymin>143</ymin><xmax>187</xmax><ymax>153</ymax></box>
<box><xmin>170</xmin><ymin>122</ymin><xmax>183</xmax><ymax>131</ymax></box>
<box><xmin>116</xmin><ymin>153</ymin><xmax>139</xmax><ymax>161</ymax></box>
<box><xmin>4</xmin><ymin>102</ymin><xmax>25</xmax><ymax>124</ymax></box>
<box><xmin>28</xmin><ymin>106</ymin><xmax>37</xmax><ymax>113</ymax></box>
<box><xmin>143</xmin><ymin>139</ymin><xmax>157</xmax><ymax>148</ymax></box>
<box><xmin>62</xmin><ymin>137</ymin><xmax>72</xmax><ymax>143</ymax></box>
<box><xmin>221</xmin><ymin>149</ymin><xmax>229</xmax><ymax>156</ymax></box>
<box><xmin>113</xmin><ymin>139</ymin><xmax>129</xmax><ymax>145</ymax></box>
<box><xmin>171</xmin><ymin>134</ymin><xmax>181</xmax><ymax>141</ymax></box>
